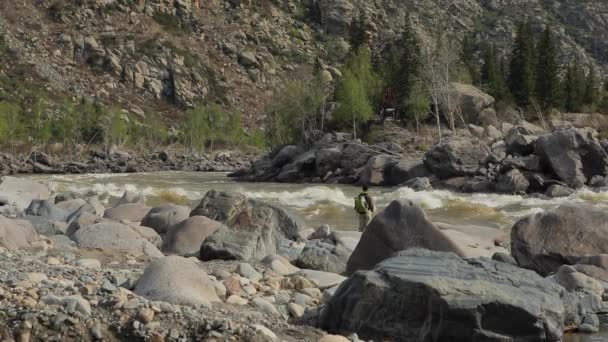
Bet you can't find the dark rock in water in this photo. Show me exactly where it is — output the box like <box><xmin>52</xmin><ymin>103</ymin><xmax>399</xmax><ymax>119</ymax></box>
<box><xmin>461</xmin><ymin>178</ymin><xmax>495</xmax><ymax>193</ymax></box>
<box><xmin>193</xmin><ymin>190</ymin><xmax>302</xmax><ymax>261</ymax></box>
<box><xmin>271</xmin><ymin>145</ymin><xmax>303</xmax><ymax>168</ymax></box>
<box><xmin>346</xmin><ymin>200</ymin><xmax>465</xmax><ymax>275</ymax></box>
<box><xmin>320</xmin><ymin>249</ymin><xmax>566</xmax><ymax>342</ymax></box>
<box><xmin>401</xmin><ymin>177</ymin><xmax>432</xmax><ymax>191</ymax></box>
<box><xmin>511</xmin><ymin>205</ymin><xmax>608</xmax><ymax>276</ymax></box>
<box><xmin>492</xmin><ymin>252</ymin><xmax>518</xmax><ymax>266</ymax></box>
<box><xmin>496</xmin><ymin>169</ymin><xmax>529</xmax><ymax>194</ymax></box>
<box><xmin>535</xmin><ymin>128</ymin><xmax>608</xmax><ymax>188</ymax></box>
<box><xmin>386</xmin><ymin>158</ymin><xmax>430</xmax><ymax>186</ymax></box>
<box><xmin>424</xmin><ymin>137</ymin><xmax>490</xmax><ymax>179</ymax></box>
<box><xmin>296</xmin><ymin>240</ymin><xmax>350</xmax><ymax>274</ymax></box>
<box><xmin>29</xmin><ymin>151</ymin><xmax>53</xmax><ymax>166</ymax></box>
<box><xmin>545</xmin><ymin>184</ymin><xmax>575</xmax><ymax>198</ymax></box>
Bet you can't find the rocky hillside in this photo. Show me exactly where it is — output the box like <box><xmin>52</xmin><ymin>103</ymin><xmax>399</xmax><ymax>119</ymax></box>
<box><xmin>0</xmin><ymin>0</ymin><xmax>607</xmax><ymax>128</ymax></box>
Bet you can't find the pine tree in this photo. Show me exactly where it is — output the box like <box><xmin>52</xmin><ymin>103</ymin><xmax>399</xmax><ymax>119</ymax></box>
<box><xmin>509</xmin><ymin>21</ymin><xmax>536</xmax><ymax>108</ymax></box>
<box><xmin>563</xmin><ymin>63</ymin><xmax>587</xmax><ymax>112</ymax></box>
<box><xmin>382</xmin><ymin>19</ymin><xmax>421</xmax><ymax>119</ymax></box>
<box><xmin>481</xmin><ymin>44</ymin><xmax>508</xmax><ymax>102</ymax></box>
<box><xmin>535</xmin><ymin>26</ymin><xmax>559</xmax><ymax>111</ymax></box>
<box><xmin>584</xmin><ymin>64</ymin><xmax>598</xmax><ymax>108</ymax></box>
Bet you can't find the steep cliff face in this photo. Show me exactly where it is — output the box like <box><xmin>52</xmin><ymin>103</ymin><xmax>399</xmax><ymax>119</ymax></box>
<box><xmin>0</xmin><ymin>0</ymin><xmax>606</xmax><ymax>126</ymax></box>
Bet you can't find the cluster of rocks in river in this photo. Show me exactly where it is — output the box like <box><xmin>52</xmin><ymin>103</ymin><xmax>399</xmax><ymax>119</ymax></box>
<box><xmin>0</xmin><ymin>149</ymin><xmax>251</xmax><ymax>175</ymax></box>
<box><xmin>234</xmin><ymin>121</ymin><xmax>608</xmax><ymax>197</ymax></box>
<box><xmin>1</xmin><ymin>174</ymin><xmax>608</xmax><ymax>341</ymax></box>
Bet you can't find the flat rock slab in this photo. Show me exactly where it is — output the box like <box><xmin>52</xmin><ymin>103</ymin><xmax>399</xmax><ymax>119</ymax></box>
<box><xmin>320</xmin><ymin>249</ymin><xmax>566</xmax><ymax>341</ymax></box>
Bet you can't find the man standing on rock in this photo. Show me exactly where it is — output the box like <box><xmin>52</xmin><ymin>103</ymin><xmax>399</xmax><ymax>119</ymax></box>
<box><xmin>355</xmin><ymin>185</ymin><xmax>375</xmax><ymax>232</ymax></box>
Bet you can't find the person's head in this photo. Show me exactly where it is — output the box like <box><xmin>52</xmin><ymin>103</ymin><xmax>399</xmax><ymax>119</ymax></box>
<box><xmin>362</xmin><ymin>185</ymin><xmax>368</xmax><ymax>192</ymax></box>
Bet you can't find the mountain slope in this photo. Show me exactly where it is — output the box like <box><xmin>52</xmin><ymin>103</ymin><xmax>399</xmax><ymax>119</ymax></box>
<box><xmin>0</xmin><ymin>0</ymin><xmax>606</xmax><ymax>130</ymax></box>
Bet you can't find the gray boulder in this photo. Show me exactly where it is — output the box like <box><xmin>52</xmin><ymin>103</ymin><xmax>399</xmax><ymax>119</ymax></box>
<box><xmin>511</xmin><ymin>205</ymin><xmax>608</xmax><ymax>276</ymax></box>
<box><xmin>162</xmin><ymin>216</ymin><xmax>227</xmax><ymax>256</ymax></box>
<box><xmin>386</xmin><ymin>158</ymin><xmax>430</xmax><ymax>185</ymax></box>
<box><xmin>25</xmin><ymin>200</ymin><xmax>70</xmax><ymax>221</ymax></box>
<box><xmin>141</xmin><ymin>204</ymin><xmax>189</xmax><ymax>234</ymax></box>
<box><xmin>103</xmin><ymin>203</ymin><xmax>150</xmax><ymax>223</ymax></box>
<box><xmin>134</xmin><ymin>256</ymin><xmax>220</xmax><ymax>307</ymax></box>
<box><xmin>296</xmin><ymin>241</ymin><xmax>350</xmax><ymax>274</ymax></box>
<box><xmin>192</xmin><ymin>190</ymin><xmax>302</xmax><ymax>261</ymax></box>
<box><xmin>0</xmin><ymin>217</ymin><xmax>38</xmax><ymax>250</ymax></box>
<box><xmin>424</xmin><ymin>137</ymin><xmax>490</xmax><ymax>179</ymax></box>
<box><xmin>23</xmin><ymin>216</ymin><xmax>67</xmax><ymax>236</ymax></box>
<box><xmin>535</xmin><ymin>128</ymin><xmax>608</xmax><ymax>188</ymax></box>
<box><xmin>346</xmin><ymin>200</ymin><xmax>465</xmax><ymax>275</ymax></box>
<box><xmin>321</xmin><ymin>249</ymin><xmax>565</xmax><ymax>342</ymax></box>
<box><xmin>71</xmin><ymin>222</ymin><xmax>163</xmax><ymax>258</ymax></box>
<box><xmin>449</xmin><ymin>83</ymin><xmax>495</xmax><ymax>122</ymax></box>
<box><xmin>66</xmin><ymin>212</ymin><xmax>102</xmax><ymax>237</ymax></box>
<box><xmin>495</xmin><ymin>169</ymin><xmax>529</xmax><ymax>193</ymax></box>
<box><xmin>318</xmin><ymin>0</ymin><xmax>355</xmax><ymax>34</ymax></box>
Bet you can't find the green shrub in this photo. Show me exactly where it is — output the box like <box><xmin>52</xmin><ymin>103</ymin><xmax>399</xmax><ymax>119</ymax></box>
<box><xmin>0</xmin><ymin>102</ymin><xmax>25</xmax><ymax>144</ymax></box>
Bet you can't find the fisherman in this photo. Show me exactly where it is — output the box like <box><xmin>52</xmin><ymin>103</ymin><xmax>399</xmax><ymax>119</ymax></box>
<box><xmin>354</xmin><ymin>185</ymin><xmax>375</xmax><ymax>232</ymax></box>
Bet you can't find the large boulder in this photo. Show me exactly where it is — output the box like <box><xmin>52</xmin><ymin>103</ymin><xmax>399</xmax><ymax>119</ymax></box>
<box><xmin>424</xmin><ymin>137</ymin><xmax>491</xmax><ymax>179</ymax></box>
<box><xmin>320</xmin><ymin>249</ymin><xmax>566</xmax><ymax>342</ymax></box>
<box><xmin>71</xmin><ymin>222</ymin><xmax>163</xmax><ymax>258</ymax></box>
<box><xmin>271</xmin><ymin>145</ymin><xmax>303</xmax><ymax>168</ymax></box>
<box><xmin>511</xmin><ymin>205</ymin><xmax>608</xmax><ymax>276</ymax></box>
<box><xmin>192</xmin><ymin>190</ymin><xmax>302</xmax><ymax>261</ymax></box>
<box><xmin>115</xmin><ymin>190</ymin><xmax>145</xmax><ymax>206</ymax></box>
<box><xmin>141</xmin><ymin>204</ymin><xmax>189</xmax><ymax>234</ymax></box>
<box><xmin>535</xmin><ymin>128</ymin><xmax>608</xmax><ymax>188</ymax></box>
<box><xmin>315</xmin><ymin>147</ymin><xmax>343</xmax><ymax>177</ymax></box>
<box><xmin>0</xmin><ymin>177</ymin><xmax>50</xmax><ymax>210</ymax></box>
<box><xmin>505</xmin><ymin>127</ymin><xmax>539</xmax><ymax>156</ymax></box>
<box><xmin>296</xmin><ymin>241</ymin><xmax>350</xmax><ymax>274</ymax></box>
<box><xmin>103</xmin><ymin>203</ymin><xmax>150</xmax><ymax>222</ymax></box>
<box><xmin>0</xmin><ymin>217</ymin><xmax>38</xmax><ymax>250</ymax></box>
<box><xmin>358</xmin><ymin>155</ymin><xmax>397</xmax><ymax>186</ymax></box>
<box><xmin>346</xmin><ymin>200</ymin><xmax>465</xmax><ymax>275</ymax></box>
<box><xmin>449</xmin><ymin>83</ymin><xmax>495</xmax><ymax>122</ymax></box>
<box><xmin>386</xmin><ymin>158</ymin><xmax>430</xmax><ymax>186</ymax></box>
<box><xmin>134</xmin><ymin>256</ymin><xmax>220</xmax><ymax>307</ymax></box>
<box><xmin>162</xmin><ymin>216</ymin><xmax>227</xmax><ymax>256</ymax></box>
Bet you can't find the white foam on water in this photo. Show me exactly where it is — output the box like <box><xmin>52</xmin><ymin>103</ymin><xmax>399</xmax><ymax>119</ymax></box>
<box><xmin>379</xmin><ymin>187</ymin><xmax>453</xmax><ymax>210</ymax></box>
<box><xmin>243</xmin><ymin>186</ymin><xmax>352</xmax><ymax>208</ymax></box>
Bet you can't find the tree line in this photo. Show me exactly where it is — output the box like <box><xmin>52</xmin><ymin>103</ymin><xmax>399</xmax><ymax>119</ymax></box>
<box><xmin>267</xmin><ymin>17</ymin><xmax>608</xmax><ymax>145</ymax></box>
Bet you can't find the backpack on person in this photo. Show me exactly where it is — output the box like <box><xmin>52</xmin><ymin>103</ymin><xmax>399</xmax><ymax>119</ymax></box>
<box><xmin>354</xmin><ymin>193</ymin><xmax>368</xmax><ymax>214</ymax></box>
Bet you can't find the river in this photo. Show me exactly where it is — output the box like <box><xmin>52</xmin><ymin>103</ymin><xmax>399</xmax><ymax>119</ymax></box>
<box><xmin>25</xmin><ymin>171</ymin><xmax>608</xmax><ymax>233</ymax></box>
<box><xmin>21</xmin><ymin>171</ymin><xmax>608</xmax><ymax>340</ymax></box>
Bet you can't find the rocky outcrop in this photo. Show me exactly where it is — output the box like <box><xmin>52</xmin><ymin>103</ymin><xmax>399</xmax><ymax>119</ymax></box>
<box><xmin>193</xmin><ymin>190</ymin><xmax>302</xmax><ymax>261</ymax></box>
<box><xmin>346</xmin><ymin>200</ymin><xmax>465</xmax><ymax>275</ymax></box>
<box><xmin>450</xmin><ymin>82</ymin><xmax>495</xmax><ymax>122</ymax></box>
<box><xmin>511</xmin><ymin>205</ymin><xmax>608</xmax><ymax>276</ymax></box>
<box><xmin>321</xmin><ymin>249</ymin><xmax>566</xmax><ymax>342</ymax></box>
